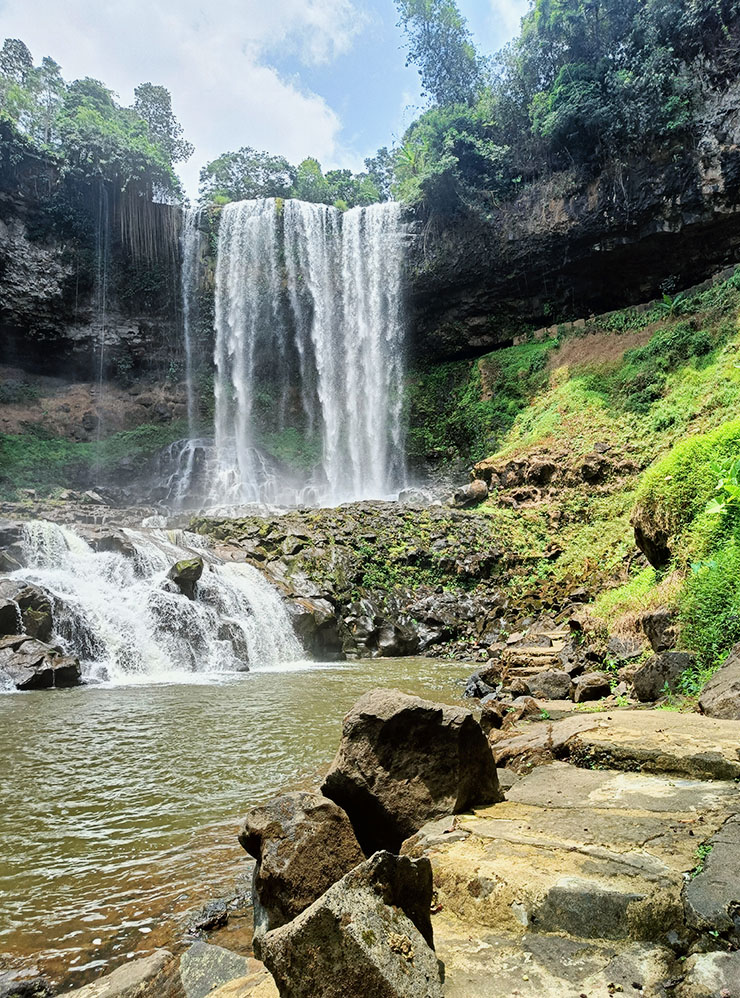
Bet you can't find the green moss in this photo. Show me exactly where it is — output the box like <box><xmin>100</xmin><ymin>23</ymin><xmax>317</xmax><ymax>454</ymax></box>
<box><xmin>0</xmin><ymin>420</ymin><xmax>189</xmax><ymax>498</ymax></box>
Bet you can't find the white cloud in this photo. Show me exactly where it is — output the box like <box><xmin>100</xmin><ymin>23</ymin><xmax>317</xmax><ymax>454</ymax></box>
<box><xmin>486</xmin><ymin>0</ymin><xmax>529</xmax><ymax>48</ymax></box>
<box><xmin>0</xmin><ymin>0</ymin><xmax>367</xmax><ymax>197</ymax></box>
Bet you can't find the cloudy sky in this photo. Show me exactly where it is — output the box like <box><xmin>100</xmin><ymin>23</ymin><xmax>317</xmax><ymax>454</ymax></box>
<box><xmin>0</xmin><ymin>0</ymin><xmax>529</xmax><ymax>198</ymax></box>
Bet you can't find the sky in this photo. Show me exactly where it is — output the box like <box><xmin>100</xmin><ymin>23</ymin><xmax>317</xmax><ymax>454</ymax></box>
<box><xmin>0</xmin><ymin>0</ymin><xmax>530</xmax><ymax>199</ymax></box>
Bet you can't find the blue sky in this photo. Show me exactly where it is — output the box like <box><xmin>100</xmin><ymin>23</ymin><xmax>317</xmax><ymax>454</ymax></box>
<box><xmin>0</xmin><ymin>0</ymin><xmax>529</xmax><ymax>197</ymax></box>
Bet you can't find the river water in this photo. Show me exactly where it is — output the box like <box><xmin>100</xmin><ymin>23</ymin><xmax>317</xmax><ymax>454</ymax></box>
<box><xmin>0</xmin><ymin>659</ymin><xmax>470</xmax><ymax>985</ymax></box>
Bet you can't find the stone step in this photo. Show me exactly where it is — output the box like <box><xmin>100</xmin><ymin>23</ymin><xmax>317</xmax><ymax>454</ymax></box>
<box><xmin>404</xmin><ymin>762</ymin><xmax>740</xmax><ymax>947</ymax></box>
<box><xmin>492</xmin><ymin>710</ymin><xmax>740</xmax><ymax>781</ymax></box>
<box><xmin>503</xmin><ymin>644</ymin><xmax>565</xmax><ymax>659</ymax></box>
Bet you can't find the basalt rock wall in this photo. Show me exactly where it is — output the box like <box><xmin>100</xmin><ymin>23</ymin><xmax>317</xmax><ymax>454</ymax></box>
<box><xmin>409</xmin><ymin>81</ymin><xmax>740</xmax><ymax>359</ymax></box>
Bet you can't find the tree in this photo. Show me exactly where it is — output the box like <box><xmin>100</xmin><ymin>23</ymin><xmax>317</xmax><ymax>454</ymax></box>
<box><xmin>31</xmin><ymin>57</ymin><xmax>66</xmax><ymax>145</ymax></box>
<box><xmin>365</xmin><ymin>147</ymin><xmax>395</xmax><ymax>200</ymax></box>
<box><xmin>325</xmin><ymin>168</ymin><xmax>380</xmax><ymax>207</ymax></box>
<box><xmin>133</xmin><ymin>83</ymin><xmax>193</xmax><ymax>164</ymax></box>
<box><xmin>292</xmin><ymin>157</ymin><xmax>331</xmax><ymax>203</ymax></box>
<box><xmin>395</xmin><ymin>0</ymin><xmax>484</xmax><ymax>106</ymax></box>
<box><xmin>0</xmin><ymin>38</ymin><xmax>33</xmax><ymax>84</ymax></box>
<box><xmin>199</xmin><ymin>146</ymin><xmax>296</xmax><ymax>203</ymax></box>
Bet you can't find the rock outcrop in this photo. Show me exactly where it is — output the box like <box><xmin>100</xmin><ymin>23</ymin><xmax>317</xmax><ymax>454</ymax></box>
<box><xmin>0</xmin><ymin>634</ymin><xmax>81</xmax><ymax>689</ymax></box>
<box><xmin>258</xmin><ymin>852</ymin><xmax>442</xmax><ymax>998</ymax></box>
<box><xmin>322</xmin><ymin>689</ymin><xmax>502</xmax><ymax>854</ymax></box>
<box><xmin>238</xmin><ymin>792</ymin><xmax>364</xmax><ymax>949</ymax></box>
<box><xmin>699</xmin><ymin>643</ymin><xmax>740</xmax><ymax>719</ymax></box>
<box><xmin>168</xmin><ymin>557</ymin><xmax>204</xmax><ymax>600</ymax></box>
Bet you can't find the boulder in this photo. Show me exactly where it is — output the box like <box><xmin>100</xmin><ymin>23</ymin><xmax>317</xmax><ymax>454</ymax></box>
<box><xmin>529</xmin><ymin>669</ymin><xmax>572</xmax><ymax>700</ymax></box>
<box><xmin>168</xmin><ymin>557</ymin><xmax>204</xmax><ymax>599</ymax></box>
<box><xmin>0</xmin><ymin>581</ymin><xmax>53</xmax><ymax>641</ymax></box>
<box><xmin>0</xmin><ymin>635</ymin><xmax>81</xmax><ymax>690</ymax></box>
<box><xmin>322</xmin><ymin>689</ymin><xmax>502</xmax><ymax>854</ymax></box>
<box><xmin>238</xmin><ymin>791</ymin><xmax>364</xmax><ymax>949</ymax></box>
<box><xmin>452</xmin><ymin>479</ymin><xmax>488</xmax><ymax>508</ymax></box>
<box><xmin>631</xmin><ymin>651</ymin><xmax>694</xmax><ymax>702</ymax></box>
<box><xmin>638</xmin><ymin>606</ymin><xmax>678</xmax><ymax>652</ymax></box>
<box><xmin>699</xmin><ymin>643</ymin><xmax>740</xmax><ymax>719</ymax></box>
<box><xmin>479</xmin><ymin>695</ymin><xmax>507</xmax><ymax>735</ymax></box>
<box><xmin>0</xmin><ymin>598</ymin><xmax>20</xmax><ymax>637</ymax></box>
<box><xmin>676</xmin><ymin>951</ymin><xmax>740</xmax><ymax>998</ymax></box>
<box><xmin>259</xmin><ymin>851</ymin><xmax>442</xmax><ymax>998</ymax></box>
<box><xmin>463</xmin><ymin>671</ymin><xmax>496</xmax><ymax>699</ymax></box>
<box><xmin>179</xmin><ymin>941</ymin><xmax>249</xmax><ymax>998</ymax></box>
<box><xmin>631</xmin><ymin>508</ymin><xmax>671</xmax><ymax>569</ymax></box>
<box><xmin>571</xmin><ymin>671</ymin><xmax>612</xmax><ymax>703</ymax></box>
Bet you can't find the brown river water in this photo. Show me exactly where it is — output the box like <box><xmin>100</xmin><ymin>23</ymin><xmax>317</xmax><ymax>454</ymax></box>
<box><xmin>0</xmin><ymin>658</ymin><xmax>471</xmax><ymax>989</ymax></box>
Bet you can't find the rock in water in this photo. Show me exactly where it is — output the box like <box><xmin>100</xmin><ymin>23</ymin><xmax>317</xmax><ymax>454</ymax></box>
<box><xmin>0</xmin><ymin>581</ymin><xmax>53</xmax><ymax>641</ymax></box>
<box><xmin>0</xmin><ymin>635</ymin><xmax>81</xmax><ymax>690</ymax></box>
<box><xmin>168</xmin><ymin>557</ymin><xmax>204</xmax><ymax>599</ymax></box>
<box><xmin>0</xmin><ymin>598</ymin><xmax>20</xmax><ymax>637</ymax></box>
<box><xmin>238</xmin><ymin>791</ymin><xmax>364</xmax><ymax>951</ymax></box>
<box><xmin>322</xmin><ymin>689</ymin><xmax>502</xmax><ymax>854</ymax></box>
<box><xmin>259</xmin><ymin>851</ymin><xmax>442</xmax><ymax>998</ymax></box>
<box><xmin>699</xmin><ymin>643</ymin><xmax>740</xmax><ymax>719</ymax></box>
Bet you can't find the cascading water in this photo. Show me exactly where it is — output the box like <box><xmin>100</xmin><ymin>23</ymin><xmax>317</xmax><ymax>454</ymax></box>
<box><xmin>13</xmin><ymin>520</ymin><xmax>302</xmax><ymax>682</ymax></box>
<box><xmin>212</xmin><ymin>198</ymin><xmax>407</xmax><ymax>506</ymax></box>
<box><xmin>180</xmin><ymin>206</ymin><xmax>202</xmax><ymax>440</ymax></box>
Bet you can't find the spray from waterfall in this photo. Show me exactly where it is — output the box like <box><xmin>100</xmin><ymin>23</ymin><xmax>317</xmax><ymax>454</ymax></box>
<box><xmin>212</xmin><ymin>198</ymin><xmax>406</xmax><ymax>506</ymax></box>
<box><xmin>13</xmin><ymin>520</ymin><xmax>301</xmax><ymax>682</ymax></box>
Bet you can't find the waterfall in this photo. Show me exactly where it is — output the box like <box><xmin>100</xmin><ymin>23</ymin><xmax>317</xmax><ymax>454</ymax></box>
<box><xmin>13</xmin><ymin>520</ymin><xmax>302</xmax><ymax>683</ymax></box>
<box><xmin>213</xmin><ymin>198</ymin><xmax>406</xmax><ymax>506</ymax></box>
<box><xmin>180</xmin><ymin>206</ymin><xmax>202</xmax><ymax>440</ymax></box>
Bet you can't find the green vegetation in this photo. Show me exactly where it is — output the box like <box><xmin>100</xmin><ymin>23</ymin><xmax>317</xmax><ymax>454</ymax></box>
<box><xmin>389</xmin><ymin>0</ymin><xmax>740</xmax><ymax>211</ymax></box>
<box><xmin>0</xmin><ymin>38</ymin><xmax>189</xmax><ymax>197</ymax></box>
<box><xmin>406</xmin><ymin>338</ymin><xmax>554</xmax><ymax>464</ymax></box>
<box><xmin>199</xmin><ymin>149</ymin><xmax>382</xmax><ymax>210</ymax></box>
<box><xmin>0</xmin><ymin>422</ymin><xmax>188</xmax><ymax>498</ymax></box>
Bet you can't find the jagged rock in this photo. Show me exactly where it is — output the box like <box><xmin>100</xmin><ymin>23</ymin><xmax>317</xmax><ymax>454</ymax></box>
<box><xmin>631</xmin><ymin>506</ymin><xmax>671</xmax><ymax>568</ymax></box>
<box><xmin>479</xmin><ymin>695</ymin><xmax>507</xmax><ymax>734</ymax></box>
<box><xmin>463</xmin><ymin>670</ymin><xmax>496</xmax><ymax>699</ymax></box>
<box><xmin>285</xmin><ymin>598</ymin><xmax>341</xmax><ymax>658</ymax></box>
<box><xmin>0</xmin><ymin>598</ymin><xmax>21</xmax><ymax>637</ymax></box>
<box><xmin>606</xmin><ymin>633</ymin><xmax>645</xmax><ymax>663</ymax></box>
<box><xmin>631</xmin><ymin>651</ymin><xmax>694</xmax><ymax>702</ymax></box>
<box><xmin>638</xmin><ymin>606</ymin><xmax>678</xmax><ymax>652</ymax></box>
<box><xmin>683</xmin><ymin>815</ymin><xmax>740</xmax><ymax>946</ymax></box>
<box><xmin>168</xmin><ymin>557</ymin><xmax>204</xmax><ymax>600</ymax></box>
<box><xmin>0</xmin><ymin>971</ymin><xmax>54</xmax><ymax>998</ymax></box>
<box><xmin>81</xmin><ymin>527</ymin><xmax>138</xmax><ymax>560</ymax></box>
<box><xmin>322</xmin><ymin>688</ymin><xmax>502</xmax><ymax>854</ymax></box>
<box><xmin>699</xmin><ymin>643</ymin><xmax>740</xmax><ymax>719</ymax></box>
<box><xmin>259</xmin><ymin>851</ymin><xmax>442</xmax><ymax>998</ymax></box>
<box><xmin>452</xmin><ymin>479</ymin><xmax>488</xmax><ymax>507</ymax></box>
<box><xmin>571</xmin><ymin>671</ymin><xmax>612</xmax><ymax>703</ymax></box>
<box><xmin>0</xmin><ymin>581</ymin><xmax>53</xmax><ymax>641</ymax></box>
<box><xmin>502</xmin><ymin>677</ymin><xmax>531</xmax><ymax>697</ymax></box>
<box><xmin>502</xmin><ymin>695</ymin><xmax>541</xmax><ymax>726</ymax></box>
<box><xmin>238</xmin><ymin>791</ymin><xmax>364</xmax><ymax>950</ymax></box>
<box><xmin>529</xmin><ymin>669</ymin><xmax>572</xmax><ymax>700</ymax></box>
<box><xmin>62</xmin><ymin>950</ymin><xmax>175</xmax><ymax>997</ymax></box>
<box><xmin>0</xmin><ymin>635</ymin><xmax>81</xmax><ymax>690</ymax></box>
<box><xmin>676</xmin><ymin>951</ymin><xmax>740</xmax><ymax>998</ymax></box>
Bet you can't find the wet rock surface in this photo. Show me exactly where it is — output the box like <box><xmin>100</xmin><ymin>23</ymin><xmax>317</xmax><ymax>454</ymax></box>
<box><xmin>0</xmin><ymin>633</ymin><xmax>81</xmax><ymax>689</ymax></box>
<box><xmin>322</xmin><ymin>688</ymin><xmax>502</xmax><ymax>854</ymax></box>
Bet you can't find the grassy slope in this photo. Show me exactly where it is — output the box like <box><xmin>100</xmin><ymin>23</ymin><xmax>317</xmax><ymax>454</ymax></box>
<box><xmin>465</xmin><ymin>274</ymin><xmax>740</xmax><ymax>689</ymax></box>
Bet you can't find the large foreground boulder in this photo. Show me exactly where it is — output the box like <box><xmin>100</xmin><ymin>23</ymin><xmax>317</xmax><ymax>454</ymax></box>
<box><xmin>322</xmin><ymin>689</ymin><xmax>502</xmax><ymax>854</ymax></box>
<box><xmin>0</xmin><ymin>634</ymin><xmax>81</xmax><ymax>690</ymax></box>
<box><xmin>238</xmin><ymin>791</ymin><xmax>364</xmax><ymax>950</ymax></box>
<box><xmin>699</xmin><ymin>643</ymin><xmax>740</xmax><ymax>719</ymax></box>
<box><xmin>259</xmin><ymin>851</ymin><xmax>442</xmax><ymax>998</ymax></box>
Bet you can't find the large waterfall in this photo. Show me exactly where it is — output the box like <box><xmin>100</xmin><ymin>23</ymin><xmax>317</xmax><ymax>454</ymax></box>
<box><xmin>11</xmin><ymin>520</ymin><xmax>301</xmax><ymax>683</ymax></box>
<box><xmin>212</xmin><ymin>198</ymin><xmax>407</xmax><ymax>506</ymax></box>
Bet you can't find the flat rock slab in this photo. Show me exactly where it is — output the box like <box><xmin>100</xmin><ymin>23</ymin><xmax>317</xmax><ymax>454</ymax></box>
<box><xmin>404</xmin><ymin>762</ymin><xmax>740</xmax><ymax>944</ymax></box>
<box><xmin>493</xmin><ymin>710</ymin><xmax>740</xmax><ymax>780</ymax></box>
<box><xmin>179</xmin><ymin>942</ymin><xmax>250</xmax><ymax>998</ymax></box>
<box><xmin>434</xmin><ymin>915</ymin><xmax>676</xmax><ymax>998</ymax></box>
<box><xmin>63</xmin><ymin>951</ymin><xmax>178</xmax><ymax>997</ymax></box>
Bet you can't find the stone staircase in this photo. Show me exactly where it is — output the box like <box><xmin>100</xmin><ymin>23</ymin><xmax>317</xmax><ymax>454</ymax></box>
<box><xmin>497</xmin><ymin>628</ymin><xmax>570</xmax><ymax>681</ymax></box>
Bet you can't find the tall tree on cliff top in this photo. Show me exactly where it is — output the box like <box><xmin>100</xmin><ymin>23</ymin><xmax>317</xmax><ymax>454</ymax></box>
<box><xmin>133</xmin><ymin>83</ymin><xmax>194</xmax><ymax>165</ymax></box>
<box><xmin>395</xmin><ymin>0</ymin><xmax>484</xmax><ymax>105</ymax></box>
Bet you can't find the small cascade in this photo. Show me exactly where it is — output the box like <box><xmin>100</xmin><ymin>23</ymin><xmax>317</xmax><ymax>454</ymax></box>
<box><xmin>212</xmin><ymin>198</ymin><xmax>407</xmax><ymax>506</ymax></box>
<box><xmin>14</xmin><ymin>520</ymin><xmax>302</xmax><ymax>682</ymax></box>
<box><xmin>180</xmin><ymin>206</ymin><xmax>202</xmax><ymax>440</ymax></box>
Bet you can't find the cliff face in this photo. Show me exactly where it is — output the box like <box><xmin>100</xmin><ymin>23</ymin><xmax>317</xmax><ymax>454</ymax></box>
<box><xmin>0</xmin><ymin>156</ymin><xmax>181</xmax><ymax>380</ymax></box>
<box><xmin>408</xmin><ymin>81</ymin><xmax>740</xmax><ymax>359</ymax></box>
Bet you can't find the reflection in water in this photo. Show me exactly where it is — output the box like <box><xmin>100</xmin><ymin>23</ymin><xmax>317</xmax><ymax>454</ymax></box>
<box><xmin>0</xmin><ymin>659</ymin><xmax>469</xmax><ymax>980</ymax></box>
